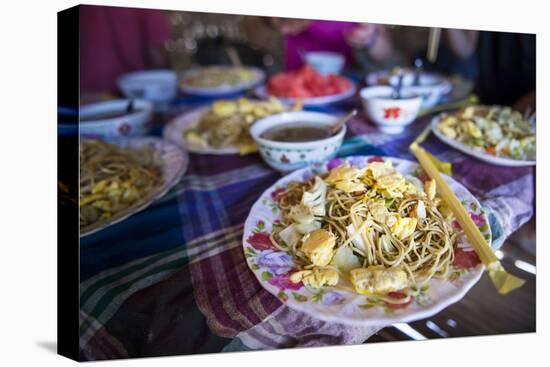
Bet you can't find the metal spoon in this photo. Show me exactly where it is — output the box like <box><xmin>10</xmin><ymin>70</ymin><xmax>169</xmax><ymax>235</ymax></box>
<box><xmin>330</xmin><ymin>109</ymin><xmax>357</xmax><ymax>135</ymax></box>
<box><xmin>126</xmin><ymin>99</ymin><xmax>134</xmax><ymax>114</ymax></box>
<box><xmin>413</xmin><ymin>57</ymin><xmax>423</xmax><ymax>86</ymax></box>
<box><xmin>392</xmin><ymin>71</ymin><xmax>404</xmax><ymax>99</ymax></box>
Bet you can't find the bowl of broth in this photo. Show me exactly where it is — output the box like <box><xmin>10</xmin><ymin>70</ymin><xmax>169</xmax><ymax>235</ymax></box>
<box><xmin>250</xmin><ymin>111</ymin><xmax>346</xmax><ymax>172</ymax></box>
<box><xmin>79</xmin><ymin>99</ymin><xmax>154</xmax><ymax>139</ymax></box>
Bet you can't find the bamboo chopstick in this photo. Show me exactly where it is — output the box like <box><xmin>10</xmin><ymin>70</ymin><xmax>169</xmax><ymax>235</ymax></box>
<box><xmin>225</xmin><ymin>46</ymin><xmax>243</xmax><ymax>68</ymax></box>
<box><xmin>427</xmin><ymin>27</ymin><xmax>442</xmax><ymax>64</ymax></box>
<box><xmin>409</xmin><ymin>124</ymin><xmax>525</xmax><ymax>295</ymax></box>
<box><xmin>417</xmin><ymin>94</ymin><xmax>479</xmax><ymax>118</ymax></box>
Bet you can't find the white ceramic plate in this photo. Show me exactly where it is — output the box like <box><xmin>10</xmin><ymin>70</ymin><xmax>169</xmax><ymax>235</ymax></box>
<box><xmin>254</xmin><ymin>80</ymin><xmax>356</xmax><ymax>107</ymax></box>
<box><xmin>180</xmin><ymin>66</ymin><xmax>265</xmax><ymax>97</ymax></box>
<box><xmin>243</xmin><ymin>156</ymin><xmax>489</xmax><ymax>327</ymax></box>
<box><xmin>80</xmin><ymin>137</ymin><xmax>189</xmax><ymax>237</ymax></box>
<box><xmin>430</xmin><ymin>115</ymin><xmax>536</xmax><ymax>167</ymax></box>
<box><xmin>163</xmin><ymin>106</ymin><xmax>241</xmax><ymax>155</ymax></box>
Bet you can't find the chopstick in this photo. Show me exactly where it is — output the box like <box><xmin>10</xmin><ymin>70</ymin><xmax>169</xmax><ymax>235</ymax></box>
<box><xmin>417</xmin><ymin>94</ymin><xmax>479</xmax><ymax>118</ymax></box>
<box><xmin>225</xmin><ymin>46</ymin><xmax>243</xmax><ymax>68</ymax></box>
<box><xmin>409</xmin><ymin>124</ymin><xmax>526</xmax><ymax>295</ymax></box>
<box><xmin>427</xmin><ymin>27</ymin><xmax>442</xmax><ymax>63</ymax></box>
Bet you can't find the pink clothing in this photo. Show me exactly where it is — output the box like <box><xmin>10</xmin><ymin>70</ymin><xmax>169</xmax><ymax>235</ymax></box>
<box><xmin>79</xmin><ymin>5</ymin><xmax>171</xmax><ymax>94</ymax></box>
<box><xmin>285</xmin><ymin>20</ymin><xmax>356</xmax><ymax>70</ymax></box>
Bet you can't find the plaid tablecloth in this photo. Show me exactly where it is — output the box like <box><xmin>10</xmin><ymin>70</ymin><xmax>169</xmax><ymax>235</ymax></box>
<box><xmin>79</xmin><ymin>96</ymin><xmax>534</xmax><ymax>360</ymax></box>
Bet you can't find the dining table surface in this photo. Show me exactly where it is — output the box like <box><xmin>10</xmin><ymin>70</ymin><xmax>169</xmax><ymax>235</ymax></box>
<box><xmin>78</xmin><ymin>77</ymin><xmax>536</xmax><ymax>361</ymax></box>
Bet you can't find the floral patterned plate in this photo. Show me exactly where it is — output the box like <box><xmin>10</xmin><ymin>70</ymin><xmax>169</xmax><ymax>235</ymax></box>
<box><xmin>80</xmin><ymin>137</ymin><xmax>189</xmax><ymax>237</ymax></box>
<box><xmin>242</xmin><ymin>155</ymin><xmax>490</xmax><ymax>327</ymax></box>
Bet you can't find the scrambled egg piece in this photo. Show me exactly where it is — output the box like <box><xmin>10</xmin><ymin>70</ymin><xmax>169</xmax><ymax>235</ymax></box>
<box><xmin>84</xmin><ymin>179</ymin><xmax>140</xmax><ymax>209</ymax></box>
<box><xmin>404</xmin><ymin>182</ymin><xmax>418</xmax><ymax>195</ymax></box>
<box><xmin>367</xmin><ymin>201</ymin><xmax>389</xmax><ymax>223</ymax></box>
<box><xmin>301</xmin><ymin>229</ymin><xmax>336</xmax><ymax>266</ymax></box>
<box><xmin>376</xmin><ymin>172</ymin><xmax>405</xmax><ymax>189</ymax></box>
<box><xmin>289</xmin><ymin>267</ymin><xmax>339</xmax><ymax>288</ymax></box>
<box><xmin>239</xmin><ymin>140</ymin><xmax>258</xmax><ymax>155</ymax></box>
<box><xmin>237</xmin><ymin>97</ymin><xmax>253</xmax><ymax>113</ymax></box>
<box><xmin>389</xmin><ymin>215</ymin><xmax>417</xmax><ymax>240</ymax></box>
<box><xmin>350</xmin><ymin>266</ymin><xmax>409</xmax><ymax>294</ymax></box>
<box><xmin>326</xmin><ymin>163</ymin><xmax>366</xmax><ymax>193</ymax></box>
<box><xmin>365</xmin><ymin>161</ymin><xmax>394</xmax><ymax>180</ymax></box>
<box><xmin>460</xmin><ymin>120</ymin><xmax>482</xmax><ymax>138</ymax></box>
<box><xmin>212</xmin><ymin>100</ymin><xmax>238</xmax><ymax>117</ymax></box>
<box><xmin>461</xmin><ymin>106</ymin><xmax>475</xmax><ymax>119</ymax></box>
<box><xmin>184</xmin><ymin>131</ymin><xmax>208</xmax><ymax>147</ymax></box>
<box><xmin>438</xmin><ymin>125</ymin><xmax>457</xmax><ymax>139</ymax></box>
<box><xmin>424</xmin><ymin>179</ymin><xmax>437</xmax><ymax>201</ymax></box>
<box><xmin>374</xmin><ymin>172</ymin><xmax>407</xmax><ymax>198</ymax></box>
<box><xmin>336</xmin><ymin>180</ymin><xmax>366</xmax><ymax>193</ymax></box>
<box><xmin>438</xmin><ymin>116</ymin><xmax>459</xmax><ymax>139</ymax></box>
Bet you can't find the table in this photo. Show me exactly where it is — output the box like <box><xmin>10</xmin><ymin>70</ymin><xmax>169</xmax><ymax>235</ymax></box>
<box><xmin>79</xmin><ymin>93</ymin><xmax>535</xmax><ymax>360</ymax></box>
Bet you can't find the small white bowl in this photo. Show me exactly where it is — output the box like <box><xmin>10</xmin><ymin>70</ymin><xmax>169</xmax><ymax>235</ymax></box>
<box><xmin>250</xmin><ymin>111</ymin><xmax>346</xmax><ymax>172</ymax></box>
<box><xmin>304</xmin><ymin>51</ymin><xmax>345</xmax><ymax>75</ymax></box>
<box><xmin>360</xmin><ymin>86</ymin><xmax>422</xmax><ymax>134</ymax></box>
<box><xmin>118</xmin><ymin>70</ymin><xmax>178</xmax><ymax>106</ymax></box>
<box><xmin>80</xmin><ymin>99</ymin><xmax>154</xmax><ymax>139</ymax></box>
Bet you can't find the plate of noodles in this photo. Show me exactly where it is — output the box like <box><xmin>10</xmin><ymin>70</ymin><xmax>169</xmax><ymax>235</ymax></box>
<box><xmin>80</xmin><ymin>137</ymin><xmax>189</xmax><ymax>237</ymax></box>
<box><xmin>180</xmin><ymin>66</ymin><xmax>265</xmax><ymax>97</ymax></box>
<box><xmin>163</xmin><ymin>97</ymin><xmax>301</xmax><ymax>155</ymax></box>
<box><xmin>432</xmin><ymin>105</ymin><xmax>536</xmax><ymax>167</ymax></box>
<box><xmin>243</xmin><ymin>156</ymin><xmax>489</xmax><ymax>326</ymax></box>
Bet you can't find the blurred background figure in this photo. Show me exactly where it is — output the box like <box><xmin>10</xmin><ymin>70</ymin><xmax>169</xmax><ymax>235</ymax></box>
<box><xmin>268</xmin><ymin>18</ymin><xmax>400</xmax><ymax>73</ymax></box>
<box><xmin>412</xmin><ymin>29</ymin><xmax>479</xmax><ymax>81</ymax></box>
<box><xmin>79</xmin><ymin>5</ymin><xmax>172</xmax><ymax>100</ymax></box>
<box><xmin>78</xmin><ymin>7</ymin><xmax>535</xmax><ymax>113</ymax></box>
<box><xmin>425</xmin><ymin>29</ymin><xmax>535</xmax><ymax>111</ymax></box>
<box><xmin>473</xmin><ymin>31</ymin><xmax>535</xmax><ymax>111</ymax></box>
<box><xmin>344</xmin><ymin>23</ymin><xmax>403</xmax><ymax>73</ymax></box>
<box><xmin>268</xmin><ymin>18</ymin><xmax>354</xmax><ymax>70</ymax></box>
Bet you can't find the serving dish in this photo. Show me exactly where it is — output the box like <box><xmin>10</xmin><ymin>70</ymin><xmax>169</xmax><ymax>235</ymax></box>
<box><xmin>243</xmin><ymin>155</ymin><xmax>488</xmax><ymax>326</ymax></box>
<box><xmin>80</xmin><ymin>137</ymin><xmax>189</xmax><ymax>237</ymax></box>
<box><xmin>180</xmin><ymin>66</ymin><xmax>265</xmax><ymax>97</ymax></box>
<box><xmin>431</xmin><ymin>106</ymin><xmax>536</xmax><ymax>167</ymax></box>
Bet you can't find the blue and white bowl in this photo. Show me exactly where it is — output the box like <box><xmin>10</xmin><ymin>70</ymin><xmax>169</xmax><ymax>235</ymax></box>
<box><xmin>79</xmin><ymin>99</ymin><xmax>154</xmax><ymax>139</ymax></box>
<box><xmin>250</xmin><ymin>111</ymin><xmax>346</xmax><ymax>172</ymax></box>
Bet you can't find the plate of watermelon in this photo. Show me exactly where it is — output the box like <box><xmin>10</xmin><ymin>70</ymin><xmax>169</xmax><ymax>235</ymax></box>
<box><xmin>255</xmin><ymin>65</ymin><xmax>356</xmax><ymax>106</ymax></box>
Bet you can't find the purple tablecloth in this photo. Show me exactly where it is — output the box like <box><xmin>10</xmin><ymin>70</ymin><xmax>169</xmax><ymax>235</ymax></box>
<box><xmin>79</xmin><ymin>100</ymin><xmax>534</xmax><ymax>360</ymax></box>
